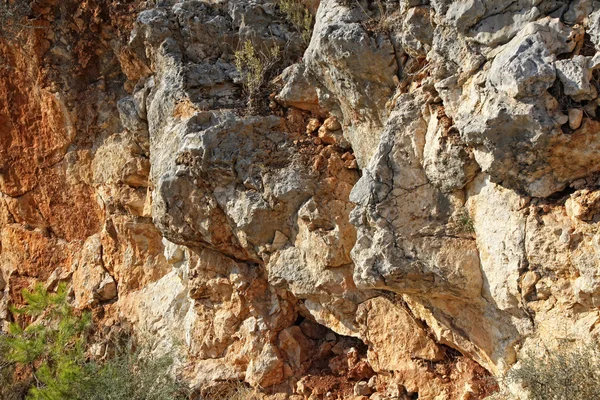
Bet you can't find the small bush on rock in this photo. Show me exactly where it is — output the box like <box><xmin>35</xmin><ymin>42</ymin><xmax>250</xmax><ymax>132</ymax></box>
<box><xmin>79</xmin><ymin>348</ymin><xmax>186</xmax><ymax>400</ymax></box>
<box><xmin>277</xmin><ymin>0</ymin><xmax>314</xmax><ymax>44</ymax></box>
<box><xmin>506</xmin><ymin>341</ymin><xmax>600</xmax><ymax>400</ymax></box>
<box><xmin>234</xmin><ymin>39</ymin><xmax>281</xmax><ymax>114</ymax></box>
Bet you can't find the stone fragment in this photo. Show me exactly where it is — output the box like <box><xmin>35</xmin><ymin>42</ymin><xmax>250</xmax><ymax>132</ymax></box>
<box><xmin>357</xmin><ymin>297</ymin><xmax>445</xmax><ymax>372</ymax></box>
<box><xmin>400</xmin><ymin>6</ymin><xmax>433</xmax><ymax>57</ymax></box>
<box><xmin>278</xmin><ymin>326</ymin><xmax>315</xmax><ymax>372</ymax></box>
<box><xmin>521</xmin><ymin>271</ymin><xmax>539</xmax><ymax>297</ymax></box>
<box><xmin>271</xmin><ymin>230</ymin><xmax>289</xmax><ymax>252</ymax></box>
<box><xmin>354</xmin><ymin>381</ymin><xmax>373</xmax><ymax>396</ymax></box>
<box><xmin>246</xmin><ymin>344</ymin><xmax>285</xmax><ymax>388</ymax></box>
<box><xmin>565</xmin><ymin>189</ymin><xmax>600</xmax><ymax>221</ymax></box>
<box><xmin>72</xmin><ymin>235</ymin><xmax>116</xmax><ymax>307</ymax></box>
<box><xmin>96</xmin><ymin>275</ymin><xmax>118</xmax><ymax>301</ymax></box>
<box><xmin>304</xmin><ymin>0</ymin><xmax>398</xmax><ymax>166</ymax></box>
<box><xmin>555</xmin><ymin>56</ymin><xmax>597</xmax><ymax>102</ymax></box>
<box><xmin>318</xmin><ymin>125</ymin><xmax>337</xmax><ymax>145</ymax></box>
<box><xmin>569</xmin><ymin>108</ymin><xmax>584</xmax><ymax>130</ymax></box>
<box><xmin>323</xmin><ymin>116</ymin><xmax>341</xmax><ymax>131</ymax></box>
<box><xmin>306</xmin><ymin>118</ymin><xmax>321</xmax><ymax>134</ymax></box>
<box><xmin>584</xmin><ymin>102</ymin><xmax>597</xmax><ymax>118</ymax></box>
<box><xmin>489</xmin><ymin>19</ymin><xmax>568</xmax><ymax>98</ymax></box>
<box><xmin>556</xmin><ymin>113</ymin><xmax>569</xmax><ymax>125</ymax></box>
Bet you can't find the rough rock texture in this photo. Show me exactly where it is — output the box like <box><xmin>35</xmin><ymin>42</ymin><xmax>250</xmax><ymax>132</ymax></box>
<box><xmin>3</xmin><ymin>0</ymin><xmax>600</xmax><ymax>399</ymax></box>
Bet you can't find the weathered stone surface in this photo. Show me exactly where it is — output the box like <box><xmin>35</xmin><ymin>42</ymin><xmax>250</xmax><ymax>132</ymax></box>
<box><xmin>303</xmin><ymin>0</ymin><xmax>398</xmax><ymax>167</ymax></box>
<box><xmin>276</xmin><ymin>63</ymin><xmax>321</xmax><ymax>113</ymax></box>
<box><xmin>73</xmin><ymin>235</ymin><xmax>117</xmax><ymax>307</ymax></box>
<box><xmin>6</xmin><ymin>1</ymin><xmax>600</xmax><ymax>399</ymax></box>
<box><xmin>555</xmin><ymin>56</ymin><xmax>598</xmax><ymax>102</ymax></box>
<box><xmin>356</xmin><ymin>297</ymin><xmax>444</xmax><ymax>370</ymax></box>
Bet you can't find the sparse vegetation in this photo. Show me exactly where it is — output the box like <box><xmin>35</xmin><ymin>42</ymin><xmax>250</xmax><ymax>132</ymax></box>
<box><xmin>202</xmin><ymin>381</ymin><xmax>258</xmax><ymax>400</ymax></box>
<box><xmin>456</xmin><ymin>210</ymin><xmax>475</xmax><ymax>234</ymax></box>
<box><xmin>0</xmin><ymin>283</ymin><xmax>186</xmax><ymax>400</ymax></box>
<box><xmin>78</xmin><ymin>348</ymin><xmax>186</xmax><ymax>400</ymax></box>
<box><xmin>343</xmin><ymin>0</ymin><xmax>400</xmax><ymax>33</ymax></box>
<box><xmin>3</xmin><ymin>282</ymin><xmax>92</xmax><ymax>400</ymax></box>
<box><xmin>505</xmin><ymin>341</ymin><xmax>600</xmax><ymax>400</ymax></box>
<box><xmin>0</xmin><ymin>0</ymin><xmax>38</xmax><ymax>40</ymax></box>
<box><xmin>234</xmin><ymin>39</ymin><xmax>281</xmax><ymax>114</ymax></box>
<box><xmin>277</xmin><ymin>0</ymin><xmax>314</xmax><ymax>44</ymax></box>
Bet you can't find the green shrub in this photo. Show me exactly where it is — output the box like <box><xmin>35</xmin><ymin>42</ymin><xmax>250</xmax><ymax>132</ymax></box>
<box><xmin>4</xmin><ymin>282</ymin><xmax>92</xmax><ymax>400</ymax></box>
<box><xmin>79</xmin><ymin>348</ymin><xmax>186</xmax><ymax>400</ymax></box>
<box><xmin>234</xmin><ymin>39</ymin><xmax>281</xmax><ymax>114</ymax></box>
<box><xmin>202</xmin><ymin>381</ymin><xmax>257</xmax><ymax>400</ymax></box>
<box><xmin>1</xmin><ymin>283</ymin><xmax>186</xmax><ymax>400</ymax></box>
<box><xmin>1</xmin><ymin>337</ymin><xmax>30</xmax><ymax>400</ymax></box>
<box><xmin>506</xmin><ymin>341</ymin><xmax>600</xmax><ymax>399</ymax></box>
<box><xmin>277</xmin><ymin>0</ymin><xmax>314</xmax><ymax>44</ymax></box>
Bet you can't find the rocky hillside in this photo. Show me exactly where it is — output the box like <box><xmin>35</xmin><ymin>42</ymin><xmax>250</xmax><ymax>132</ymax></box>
<box><xmin>2</xmin><ymin>0</ymin><xmax>600</xmax><ymax>398</ymax></box>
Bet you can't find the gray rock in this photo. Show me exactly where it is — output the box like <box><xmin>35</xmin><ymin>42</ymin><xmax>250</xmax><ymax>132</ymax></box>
<box><xmin>488</xmin><ymin>19</ymin><xmax>569</xmax><ymax>98</ymax></box>
<box><xmin>555</xmin><ymin>56</ymin><xmax>597</xmax><ymax>102</ymax></box>
<box><xmin>275</xmin><ymin>63</ymin><xmax>321</xmax><ymax>112</ymax></box>
<box><xmin>587</xmin><ymin>2</ymin><xmax>600</xmax><ymax>51</ymax></box>
<box><xmin>303</xmin><ymin>0</ymin><xmax>398</xmax><ymax>167</ymax></box>
<box><xmin>400</xmin><ymin>6</ymin><xmax>433</xmax><ymax>57</ymax></box>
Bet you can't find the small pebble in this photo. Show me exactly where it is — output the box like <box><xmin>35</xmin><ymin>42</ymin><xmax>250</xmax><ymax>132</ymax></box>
<box><xmin>306</xmin><ymin>118</ymin><xmax>321</xmax><ymax>134</ymax></box>
<box><xmin>323</xmin><ymin>116</ymin><xmax>342</xmax><ymax>131</ymax></box>
<box><xmin>568</xmin><ymin>108</ymin><xmax>583</xmax><ymax>130</ymax></box>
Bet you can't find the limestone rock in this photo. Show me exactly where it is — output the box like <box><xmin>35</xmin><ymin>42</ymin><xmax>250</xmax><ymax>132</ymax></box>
<box><xmin>303</xmin><ymin>0</ymin><xmax>398</xmax><ymax>167</ymax></box>
<box><xmin>555</xmin><ymin>56</ymin><xmax>598</xmax><ymax>102</ymax></box>
<box><xmin>5</xmin><ymin>1</ymin><xmax>600</xmax><ymax>399</ymax></box>
<box><xmin>276</xmin><ymin>64</ymin><xmax>321</xmax><ymax>113</ymax></box>
<box><xmin>73</xmin><ymin>235</ymin><xmax>117</xmax><ymax>307</ymax></box>
<box><xmin>488</xmin><ymin>19</ymin><xmax>566</xmax><ymax>98</ymax></box>
<box><xmin>354</xmin><ymin>381</ymin><xmax>373</xmax><ymax>396</ymax></box>
<box><xmin>356</xmin><ymin>297</ymin><xmax>445</xmax><ymax>370</ymax></box>
<box><xmin>246</xmin><ymin>344</ymin><xmax>285</xmax><ymax>388</ymax></box>
<box><xmin>566</xmin><ymin>189</ymin><xmax>600</xmax><ymax>221</ymax></box>
<box><xmin>568</xmin><ymin>108</ymin><xmax>584</xmax><ymax>130</ymax></box>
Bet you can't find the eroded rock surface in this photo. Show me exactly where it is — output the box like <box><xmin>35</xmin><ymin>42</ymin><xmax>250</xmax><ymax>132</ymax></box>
<box><xmin>3</xmin><ymin>0</ymin><xmax>600</xmax><ymax>399</ymax></box>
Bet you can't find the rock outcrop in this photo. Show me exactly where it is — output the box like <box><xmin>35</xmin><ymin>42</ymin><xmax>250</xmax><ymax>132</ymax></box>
<box><xmin>3</xmin><ymin>0</ymin><xmax>600</xmax><ymax>399</ymax></box>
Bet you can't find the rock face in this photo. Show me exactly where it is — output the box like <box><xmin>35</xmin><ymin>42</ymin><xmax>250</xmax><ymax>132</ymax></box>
<box><xmin>3</xmin><ymin>0</ymin><xmax>600</xmax><ymax>399</ymax></box>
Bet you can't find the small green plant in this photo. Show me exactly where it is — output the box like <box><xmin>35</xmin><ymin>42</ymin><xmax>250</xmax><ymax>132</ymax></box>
<box><xmin>0</xmin><ymin>283</ymin><xmax>186</xmax><ymax>400</ymax></box>
<box><xmin>234</xmin><ymin>39</ymin><xmax>281</xmax><ymax>114</ymax></box>
<box><xmin>4</xmin><ymin>282</ymin><xmax>92</xmax><ymax>400</ymax></box>
<box><xmin>456</xmin><ymin>210</ymin><xmax>475</xmax><ymax>234</ymax></box>
<box><xmin>1</xmin><ymin>336</ymin><xmax>30</xmax><ymax>400</ymax></box>
<box><xmin>505</xmin><ymin>341</ymin><xmax>600</xmax><ymax>400</ymax></box>
<box><xmin>79</xmin><ymin>347</ymin><xmax>186</xmax><ymax>400</ymax></box>
<box><xmin>277</xmin><ymin>0</ymin><xmax>314</xmax><ymax>44</ymax></box>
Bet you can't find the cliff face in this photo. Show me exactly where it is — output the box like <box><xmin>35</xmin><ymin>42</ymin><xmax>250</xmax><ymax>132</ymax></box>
<box><xmin>2</xmin><ymin>0</ymin><xmax>600</xmax><ymax>398</ymax></box>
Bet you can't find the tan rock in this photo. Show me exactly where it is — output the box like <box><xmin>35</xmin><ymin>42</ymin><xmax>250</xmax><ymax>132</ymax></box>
<box><xmin>306</xmin><ymin>118</ymin><xmax>321</xmax><ymax>134</ymax></box>
<box><xmin>568</xmin><ymin>108</ymin><xmax>584</xmax><ymax>130</ymax></box>
<box><xmin>72</xmin><ymin>235</ymin><xmax>117</xmax><ymax>307</ymax></box>
<box><xmin>322</xmin><ymin>117</ymin><xmax>341</xmax><ymax>131</ymax></box>
<box><xmin>318</xmin><ymin>125</ymin><xmax>337</xmax><ymax>145</ymax></box>
<box><xmin>565</xmin><ymin>189</ymin><xmax>600</xmax><ymax>221</ymax></box>
<box><xmin>357</xmin><ymin>297</ymin><xmax>444</xmax><ymax>372</ymax></box>
<box><xmin>278</xmin><ymin>326</ymin><xmax>314</xmax><ymax>372</ymax></box>
<box><xmin>246</xmin><ymin>344</ymin><xmax>285</xmax><ymax>388</ymax></box>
